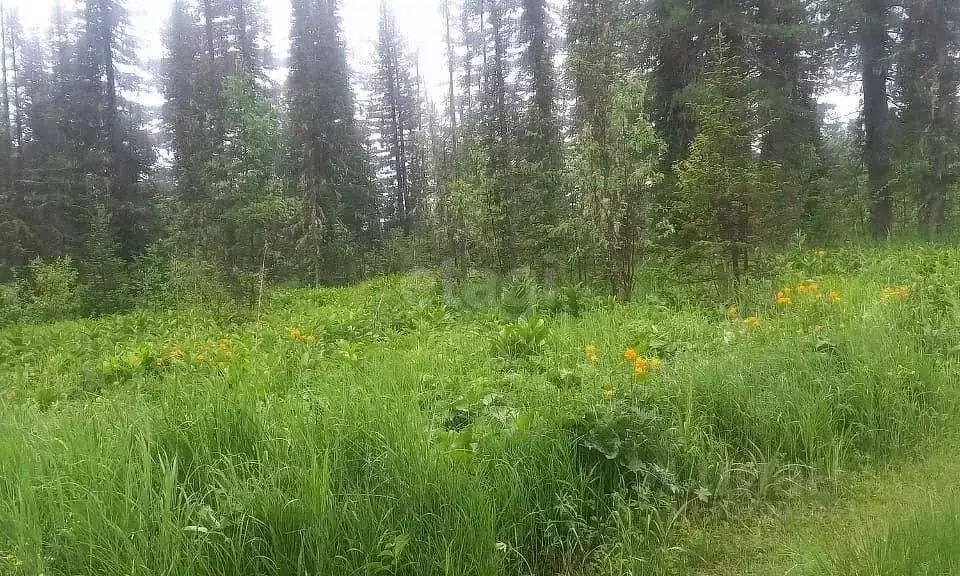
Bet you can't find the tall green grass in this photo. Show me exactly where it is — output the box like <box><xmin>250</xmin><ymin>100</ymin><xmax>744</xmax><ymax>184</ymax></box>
<box><xmin>816</xmin><ymin>493</ymin><xmax>960</xmax><ymax>575</ymax></box>
<box><xmin>0</xmin><ymin>247</ymin><xmax>956</xmax><ymax>575</ymax></box>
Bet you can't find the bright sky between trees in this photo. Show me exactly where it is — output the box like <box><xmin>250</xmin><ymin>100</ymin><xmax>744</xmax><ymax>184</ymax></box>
<box><xmin>7</xmin><ymin>0</ymin><xmax>857</xmax><ymax>118</ymax></box>
<box><xmin>8</xmin><ymin>0</ymin><xmax>450</xmax><ymax>105</ymax></box>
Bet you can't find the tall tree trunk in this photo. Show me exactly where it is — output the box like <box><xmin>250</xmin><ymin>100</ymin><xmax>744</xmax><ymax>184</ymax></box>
<box><xmin>459</xmin><ymin>7</ymin><xmax>474</xmax><ymax>128</ymax></box>
<box><xmin>235</xmin><ymin>0</ymin><xmax>252</xmax><ymax>76</ymax></box>
<box><xmin>862</xmin><ymin>0</ymin><xmax>892</xmax><ymax>238</ymax></box>
<box><xmin>99</xmin><ymin>0</ymin><xmax>117</xmax><ymax>147</ymax></box>
<box><xmin>0</xmin><ymin>5</ymin><xmax>10</xmax><ymax>163</ymax></box>
<box><xmin>392</xmin><ymin>42</ymin><xmax>409</xmax><ymax>233</ymax></box>
<box><xmin>9</xmin><ymin>20</ymin><xmax>22</xmax><ymax>161</ymax></box>
<box><xmin>443</xmin><ymin>0</ymin><xmax>457</xmax><ymax>153</ymax></box>
<box><xmin>479</xmin><ymin>0</ymin><xmax>487</xmax><ymax>86</ymax></box>
<box><xmin>924</xmin><ymin>0</ymin><xmax>954</xmax><ymax>235</ymax></box>
<box><xmin>0</xmin><ymin>3</ymin><xmax>12</xmax><ymax>190</ymax></box>
<box><xmin>486</xmin><ymin>0</ymin><xmax>511</xmax><ymax>272</ymax></box>
<box><xmin>202</xmin><ymin>0</ymin><xmax>216</xmax><ymax>63</ymax></box>
<box><xmin>201</xmin><ymin>0</ymin><xmax>222</xmax><ymax>137</ymax></box>
<box><xmin>523</xmin><ymin>0</ymin><xmax>556</xmax><ymax>162</ymax></box>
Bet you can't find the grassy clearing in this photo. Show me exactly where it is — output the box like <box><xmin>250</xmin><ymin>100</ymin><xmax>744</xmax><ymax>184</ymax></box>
<box><xmin>689</xmin><ymin>433</ymin><xmax>960</xmax><ymax>576</ymax></box>
<box><xmin>820</xmin><ymin>487</ymin><xmax>960</xmax><ymax>575</ymax></box>
<box><xmin>0</xmin><ymin>246</ymin><xmax>958</xmax><ymax>575</ymax></box>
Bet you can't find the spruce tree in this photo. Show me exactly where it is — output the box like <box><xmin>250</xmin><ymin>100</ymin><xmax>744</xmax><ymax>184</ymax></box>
<box><xmin>676</xmin><ymin>32</ymin><xmax>774</xmax><ymax>281</ymax></box>
<box><xmin>861</xmin><ymin>0</ymin><xmax>894</xmax><ymax>237</ymax></box>
<box><xmin>520</xmin><ymin>0</ymin><xmax>558</xmax><ymax>165</ymax></box>
<box><xmin>287</xmin><ymin>0</ymin><xmax>377</xmax><ymax>284</ymax></box>
<box><xmin>567</xmin><ymin>0</ymin><xmax>617</xmax><ymax>137</ymax></box>
<box><xmin>644</xmin><ymin>0</ymin><xmax>702</xmax><ymax>168</ymax></box>
<box><xmin>517</xmin><ymin>0</ymin><xmax>562</xmax><ymax>272</ymax></box>
<box><xmin>13</xmin><ymin>3</ymin><xmax>78</xmax><ymax>264</ymax></box>
<box><xmin>372</xmin><ymin>1</ymin><xmax>425</xmax><ymax>234</ymax></box>
<box><xmin>164</xmin><ymin>0</ymin><xmax>289</xmax><ymax>300</ymax></box>
<box><xmin>756</xmin><ymin>0</ymin><xmax>824</xmax><ymax>239</ymax></box>
<box><xmin>479</xmin><ymin>0</ymin><xmax>517</xmax><ymax>273</ymax></box>
<box><xmin>72</xmin><ymin>0</ymin><xmax>156</xmax><ymax>259</ymax></box>
<box><xmin>895</xmin><ymin>0</ymin><xmax>959</xmax><ymax>236</ymax></box>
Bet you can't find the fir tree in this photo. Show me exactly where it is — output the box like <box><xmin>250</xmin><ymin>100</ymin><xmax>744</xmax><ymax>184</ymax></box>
<box><xmin>756</xmin><ymin>0</ymin><xmax>824</xmax><ymax>238</ymax></box>
<box><xmin>372</xmin><ymin>1</ymin><xmax>425</xmax><ymax>234</ymax></box>
<box><xmin>861</xmin><ymin>0</ymin><xmax>895</xmax><ymax>237</ymax></box>
<box><xmin>895</xmin><ymin>0</ymin><xmax>959</xmax><ymax>236</ymax></box>
<box><xmin>676</xmin><ymin>32</ymin><xmax>775</xmax><ymax>281</ymax></box>
<box><xmin>516</xmin><ymin>0</ymin><xmax>562</xmax><ymax>272</ymax></box>
<box><xmin>287</xmin><ymin>0</ymin><xmax>377</xmax><ymax>284</ymax></box>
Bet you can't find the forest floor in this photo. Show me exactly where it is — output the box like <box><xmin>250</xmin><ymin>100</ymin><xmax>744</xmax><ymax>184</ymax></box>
<box><xmin>1</xmin><ymin>245</ymin><xmax>958</xmax><ymax>575</ymax></box>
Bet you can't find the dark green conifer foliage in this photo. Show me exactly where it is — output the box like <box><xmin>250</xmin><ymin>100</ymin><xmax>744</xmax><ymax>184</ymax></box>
<box><xmin>895</xmin><ymin>0</ymin><xmax>959</xmax><ymax>236</ymax></box>
<box><xmin>287</xmin><ymin>0</ymin><xmax>377</xmax><ymax>285</ymax></box>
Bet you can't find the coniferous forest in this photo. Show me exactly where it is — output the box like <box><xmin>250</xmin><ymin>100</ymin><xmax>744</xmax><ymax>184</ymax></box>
<box><xmin>0</xmin><ymin>0</ymin><xmax>956</xmax><ymax>316</ymax></box>
<box><xmin>3</xmin><ymin>2</ymin><xmax>960</xmax><ymax>574</ymax></box>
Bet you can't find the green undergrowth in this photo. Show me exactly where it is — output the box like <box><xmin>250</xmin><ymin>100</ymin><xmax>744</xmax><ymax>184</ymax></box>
<box><xmin>0</xmin><ymin>246</ymin><xmax>957</xmax><ymax>575</ymax></box>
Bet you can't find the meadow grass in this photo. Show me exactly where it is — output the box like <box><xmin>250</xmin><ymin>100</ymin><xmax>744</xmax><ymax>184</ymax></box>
<box><xmin>686</xmin><ymin>432</ymin><xmax>960</xmax><ymax>576</ymax></box>
<box><xmin>0</xmin><ymin>246</ymin><xmax>957</xmax><ymax>575</ymax></box>
<box><xmin>818</xmin><ymin>494</ymin><xmax>960</xmax><ymax>575</ymax></box>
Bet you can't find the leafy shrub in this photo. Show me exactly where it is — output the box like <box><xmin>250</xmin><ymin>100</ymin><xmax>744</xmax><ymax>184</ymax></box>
<box><xmin>571</xmin><ymin>400</ymin><xmax>685</xmax><ymax>496</ymax></box>
<box><xmin>446</xmin><ymin>271</ymin><xmax>500</xmax><ymax>313</ymax></box>
<box><xmin>0</xmin><ymin>283</ymin><xmax>23</xmax><ymax>325</ymax></box>
<box><xmin>493</xmin><ymin>316</ymin><xmax>550</xmax><ymax>360</ymax></box>
<box><xmin>542</xmin><ymin>283</ymin><xmax>592</xmax><ymax>317</ymax></box>
<box><xmin>98</xmin><ymin>346</ymin><xmax>162</xmax><ymax>387</ymax></box>
<box><xmin>158</xmin><ymin>257</ymin><xmax>236</xmax><ymax>316</ymax></box>
<box><xmin>500</xmin><ymin>269</ymin><xmax>539</xmax><ymax>320</ymax></box>
<box><xmin>26</xmin><ymin>257</ymin><xmax>81</xmax><ymax>321</ymax></box>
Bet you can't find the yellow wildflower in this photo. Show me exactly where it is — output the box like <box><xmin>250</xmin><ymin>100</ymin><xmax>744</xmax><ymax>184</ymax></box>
<box><xmin>743</xmin><ymin>316</ymin><xmax>761</xmax><ymax>330</ymax></box>
<box><xmin>603</xmin><ymin>389</ymin><xmax>614</xmax><ymax>401</ymax></box>
<box><xmin>796</xmin><ymin>280</ymin><xmax>820</xmax><ymax>296</ymax></box>
<box><xmin>585</xmin><ymin>344</ymin><xmax>598</xmax><ymax>364</ymax></box>
<box><xmin>304</xmin><ymin>334</ymin><xmax>317</xmax><ymax>344</ymax></box>
<box><xmin>816</xmin><ymin>248</ymin><xmax>826</xmax><ymax>258</ymax></box>
<box><xmin>649</xmin><ymin>357</ymin><xmax>662</xmax><ymax>371</ymax></box>
<box><xmin>624</xmin><ymin>348</ymin><xmax>638</xmax><ymax>361</ymax></box>
<box><xmin>194</xmin><ymin>354</ymin><xmax>205</xmax><ymax>365</ymax></box>
<box><xmin>727</xmin><ymin>306</ymin><xmax>739</xmax><ymax>318</ymax></box>
<box><xmin>881</xmin><ymin>286</ymin><xmax>909</xmax><ymax>301</ymax></box>
<box><xmin>775</xmin><ymin>290</ymin><xmax>792</xmax><ymax>306</ymax></box>
<box><xmin>828</xmin><ymin>290</ymin><xmax>841</xmax><ymax>304</ymax></box>
<box><xmin>167</xmin><ymin>346</ymin><xmax>183</xmax><ymax>359</ymax></box>
<box><xmin>288</xmin><ymin>326</ymin><xmax>302</xmax><ymax>340</ymax></box>
<box><xmin>634</xmin><ymin>357</ymin><xmax>648</xmax><ymax>375</ymax></box>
